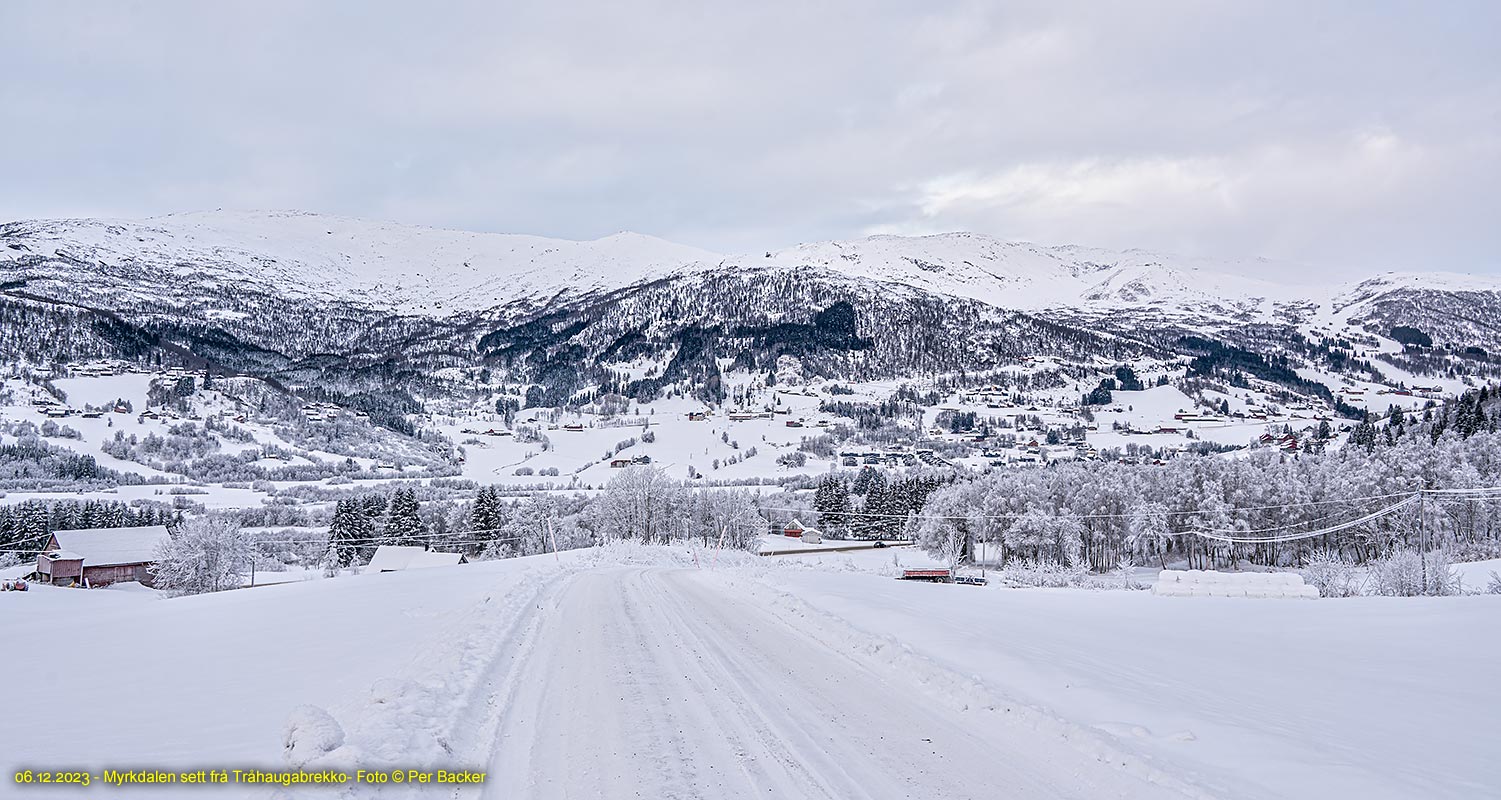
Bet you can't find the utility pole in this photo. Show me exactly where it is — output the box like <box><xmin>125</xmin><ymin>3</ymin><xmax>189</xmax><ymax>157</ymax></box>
<box><xmin>545</xmin><ymin>517</ymin><xmax>560</xmax><ymax>564</ymax></box>
<box><xmin>1417</xmin><ymin>484</ymin><xmax>1428</xmax><ymax>593</ymax></box>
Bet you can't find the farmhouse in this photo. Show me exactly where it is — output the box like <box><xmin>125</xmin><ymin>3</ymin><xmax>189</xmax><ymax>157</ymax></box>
<box><xmin>35</xmin><ymin>525</ymin><xmax>173</xmax><ymax>587</ymax></box>
<box><xmin>366</xmin><ymin>545</ymin><xmax>467</xmax><ymax>572</ymax></box>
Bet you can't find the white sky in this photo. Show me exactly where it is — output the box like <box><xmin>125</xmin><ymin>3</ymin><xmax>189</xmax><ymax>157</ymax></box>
<box><xmin>1</xmin><ymin>1</ymin><xmax>1497</xmax><ymax>278</ymax></box>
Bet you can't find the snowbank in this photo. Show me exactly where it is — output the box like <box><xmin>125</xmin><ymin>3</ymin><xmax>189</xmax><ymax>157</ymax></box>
<box><xmin>1152</xmin><ymin>569</ymin><xmax>1320</xmax><ymax>598</ymax></box>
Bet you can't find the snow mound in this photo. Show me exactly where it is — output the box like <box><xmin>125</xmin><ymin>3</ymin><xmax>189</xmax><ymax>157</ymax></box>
<box><xmin>1152</xmin><ymin>569</ymin><xmax>1320</xmax><ymax>598</ymax></box>
<box><xmin>282</xmin><ymin>705</ymin><xmax>345</xmax><ymax>767</ymax></box>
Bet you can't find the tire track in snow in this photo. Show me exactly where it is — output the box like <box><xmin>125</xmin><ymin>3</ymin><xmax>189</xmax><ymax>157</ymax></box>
<box><xmin>481</xmin><ymin>566</ymin><xmax>1200</xmax><ymax>800</ymax></box>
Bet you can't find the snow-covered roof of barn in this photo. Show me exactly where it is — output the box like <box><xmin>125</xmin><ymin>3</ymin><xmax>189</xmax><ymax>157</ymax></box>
<box><xmin>42</xmin><ymin>549</ymin><xmax>85</xmax><ymax>561</ymax></box>
<box><xmin>50</xmin><ymin>526</ymin><xmax>171</xmax><ymax>567</ymax></box>
<box><xmin>367</xmin><ymin>545</ymin><xmax>465</xmax><ymax>572</ymax></box>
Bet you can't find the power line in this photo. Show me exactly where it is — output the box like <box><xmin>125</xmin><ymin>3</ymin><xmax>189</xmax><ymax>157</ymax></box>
<box><xmin>1183</xmin><ymin>496</ymin><xmax>1421</xmax><ymax>544</ymax></box>
<box><xmin>754</xmin><ymin>488</ymin><xmax>1420</xmax><ymax>522</ymax></box>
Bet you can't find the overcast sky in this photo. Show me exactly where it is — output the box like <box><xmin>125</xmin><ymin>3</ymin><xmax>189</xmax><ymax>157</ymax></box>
<box><xmin>2</xmin><ymin>1</ymin><xmax>1497</xmax><ymax>277</ymax></box>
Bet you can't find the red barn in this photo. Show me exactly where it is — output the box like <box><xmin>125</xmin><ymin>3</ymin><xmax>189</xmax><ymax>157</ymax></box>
<box><xmin>35</xmin><ymin>526</ymin><xmax>172</xmax><ymax>587</ymax></box>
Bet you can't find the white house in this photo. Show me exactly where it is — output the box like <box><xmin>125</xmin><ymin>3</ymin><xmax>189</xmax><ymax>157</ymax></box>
<box><xmin>366</xmin><ymin>545</ymin><xmax>467</xmax><ymax>573</ymax></box>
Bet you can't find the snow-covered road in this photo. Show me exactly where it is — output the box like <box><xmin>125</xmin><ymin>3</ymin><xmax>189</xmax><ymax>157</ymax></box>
<box><xmin>483</xmin><ymin>567</ymin><xmax>1192</xmax><ymax>800</ymax></box>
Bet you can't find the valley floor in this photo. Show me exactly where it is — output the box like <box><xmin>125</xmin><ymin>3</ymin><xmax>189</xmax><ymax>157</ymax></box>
<box><xmin>3</xmin><ymin>549</ymin><xmax>1497</xmax><ymax>799</ymax></box>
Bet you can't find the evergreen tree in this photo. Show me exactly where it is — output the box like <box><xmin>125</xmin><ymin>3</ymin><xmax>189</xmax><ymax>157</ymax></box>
<box><xmin>852</xmin><ymin>472</ymin><xmax>890</xmax><ymax>539</ymax></box>
<box><xmin>471</xmin><ymin>486</ymin><xmax>504</xmax><ymax>533</ymax></box>
<box><xmin>851</xmin><ymin>465</ymin><xmax>881</xmax><ymax>497</ymax></box>
<box><xmin>469</xmin><ymin>485</ymin><xmax>508</xmax><ymax>554</ymax></box>
<box><xmin>383</xmin><ymin>487</ymin><xmax>425</xmax><ymax>546</ymax></box>
<box><xmin>813</xmin><ymin>477</ymin><xmax>852</xmax><ymax>537</ymax></box>
<box><xmin>327</xmin><ymin>500</ymin><xmax>364</xmax><ymax>566</ymax></box>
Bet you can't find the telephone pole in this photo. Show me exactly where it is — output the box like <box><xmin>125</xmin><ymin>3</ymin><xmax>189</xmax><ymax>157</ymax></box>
<box><xmin>1417</xmin><ymin>484</ymin><xmax>1428</xmax><ymax>593</ymax></box>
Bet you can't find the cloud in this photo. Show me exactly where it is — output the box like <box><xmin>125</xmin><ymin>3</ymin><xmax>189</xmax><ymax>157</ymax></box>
<box><xmin>0</xmin><ymin>0</ymin><xmax>1497</xmax><ymax>273</ymax></box>
<box><xmin>867</xmin><ymin>128</ymin><xmax>1467</xmax><ymax>277</ymax></box>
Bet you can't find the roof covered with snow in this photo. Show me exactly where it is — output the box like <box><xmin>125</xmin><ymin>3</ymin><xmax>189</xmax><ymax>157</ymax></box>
<box><xmin>50</xmin><ymin>526</ymin><xmax>171</xmax><ymax>567</ymax></box>
<box><xmin>367</xmin><ymin>545</ymin><xmax>465</xmax><ymax>572</ymax></box>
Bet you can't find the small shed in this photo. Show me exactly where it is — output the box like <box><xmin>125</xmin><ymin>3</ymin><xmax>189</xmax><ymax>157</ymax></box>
<box><xmin>366</xmin><ymin>545</ymin><xmax>467</xmax><ymax>573</ymax></box>
<box><xmin>38</xmin><ymin>526</ymin><xmax>173</xmax><ymax>587</ymax></box>
<box><xmin>36</xmin><ymin>550</ymin><xmax>85</xmax><ymax>586</ymax></box>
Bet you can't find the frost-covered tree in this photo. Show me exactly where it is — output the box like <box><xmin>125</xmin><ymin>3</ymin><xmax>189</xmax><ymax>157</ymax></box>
<box><xmin>320</xmin><ymin>538</ymin><xmax>341</xmax><ymax>578</ymax></box>
<box><xmin>915</xmin><ymin>513</ymin><xmax>968</xmax><ymax>569</ymax></box>
<box><xmin>151</xmin><ymin>517</ymin><xmax>251</xmax><ymax>596</ymax></box>
<box><xmin>1302</xmin><ymin>549</ymin><xmax>1361</xmax><ymax>597</ymax></box>
<box><xmin>692</xmin><ymin>490</ymin><xmax>764</xmax><ymax>549</ymax></box>
<box><xmin>594</xmin><ymin>466</ymin><xmax>683</xmax><ymax>543</ymax></box>
<box><xmin>1128</xmin><ymin>502</ymin><xmax>1172</xmax><ymax>568</ymax></box>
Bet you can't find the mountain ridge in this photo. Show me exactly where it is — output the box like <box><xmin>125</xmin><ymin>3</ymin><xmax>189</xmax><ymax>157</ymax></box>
<box><xmin>5</xmin><ymin>209</ymin><xmax>1495</xmax><ymax>325</ymax></box>
<box><xmin>4</xmin><ymin>209</ymin><xmax>1500</xmax><ymax>414</ymax></box>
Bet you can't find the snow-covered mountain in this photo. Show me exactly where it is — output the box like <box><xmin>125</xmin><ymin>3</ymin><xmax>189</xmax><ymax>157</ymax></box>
<box><xmin>6</xmin><ymin>209</ymin><xmax>1494</xmax><ymax>326</ymax></box>
<box><xmin>748</xmin><ymin>234</ymin><xmax>1302</xmax><ymax>319</ymax></box>
<box><xmin>0</xmin><ymin>210</ymin><xmax>718</xmax><ymax>316</ymax></box>
<box><xmin>3</xmin><ymin>209</ymin><xmax>1499</xmax><ymax>411</ymax></box>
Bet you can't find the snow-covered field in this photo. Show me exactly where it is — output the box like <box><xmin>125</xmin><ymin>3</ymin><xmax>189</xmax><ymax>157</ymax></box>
<box><xmin>4</xmin><ymin>546</ymin><xmax>1496</xmax><ymax>799</ymax></box>
<box><xmin>748</xmin><ymin>567</ymin><xmax>1501</xmax><ymax>800</ymax></box>
<box><xmin>2</xmin><ymin>555</ymin><xmax>569</xmax><ymax>797</ymax></box>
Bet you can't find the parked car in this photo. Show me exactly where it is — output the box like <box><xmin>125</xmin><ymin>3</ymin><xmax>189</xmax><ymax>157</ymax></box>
<box><xmin>954</xmin><ymin>575</ymin><xmax>989</xmax><ymax>587</ymax></box>
<box><xmin>872</xmin><ymin>541</ymin><xmax>888</xmax><ymax>549</ymax></box>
